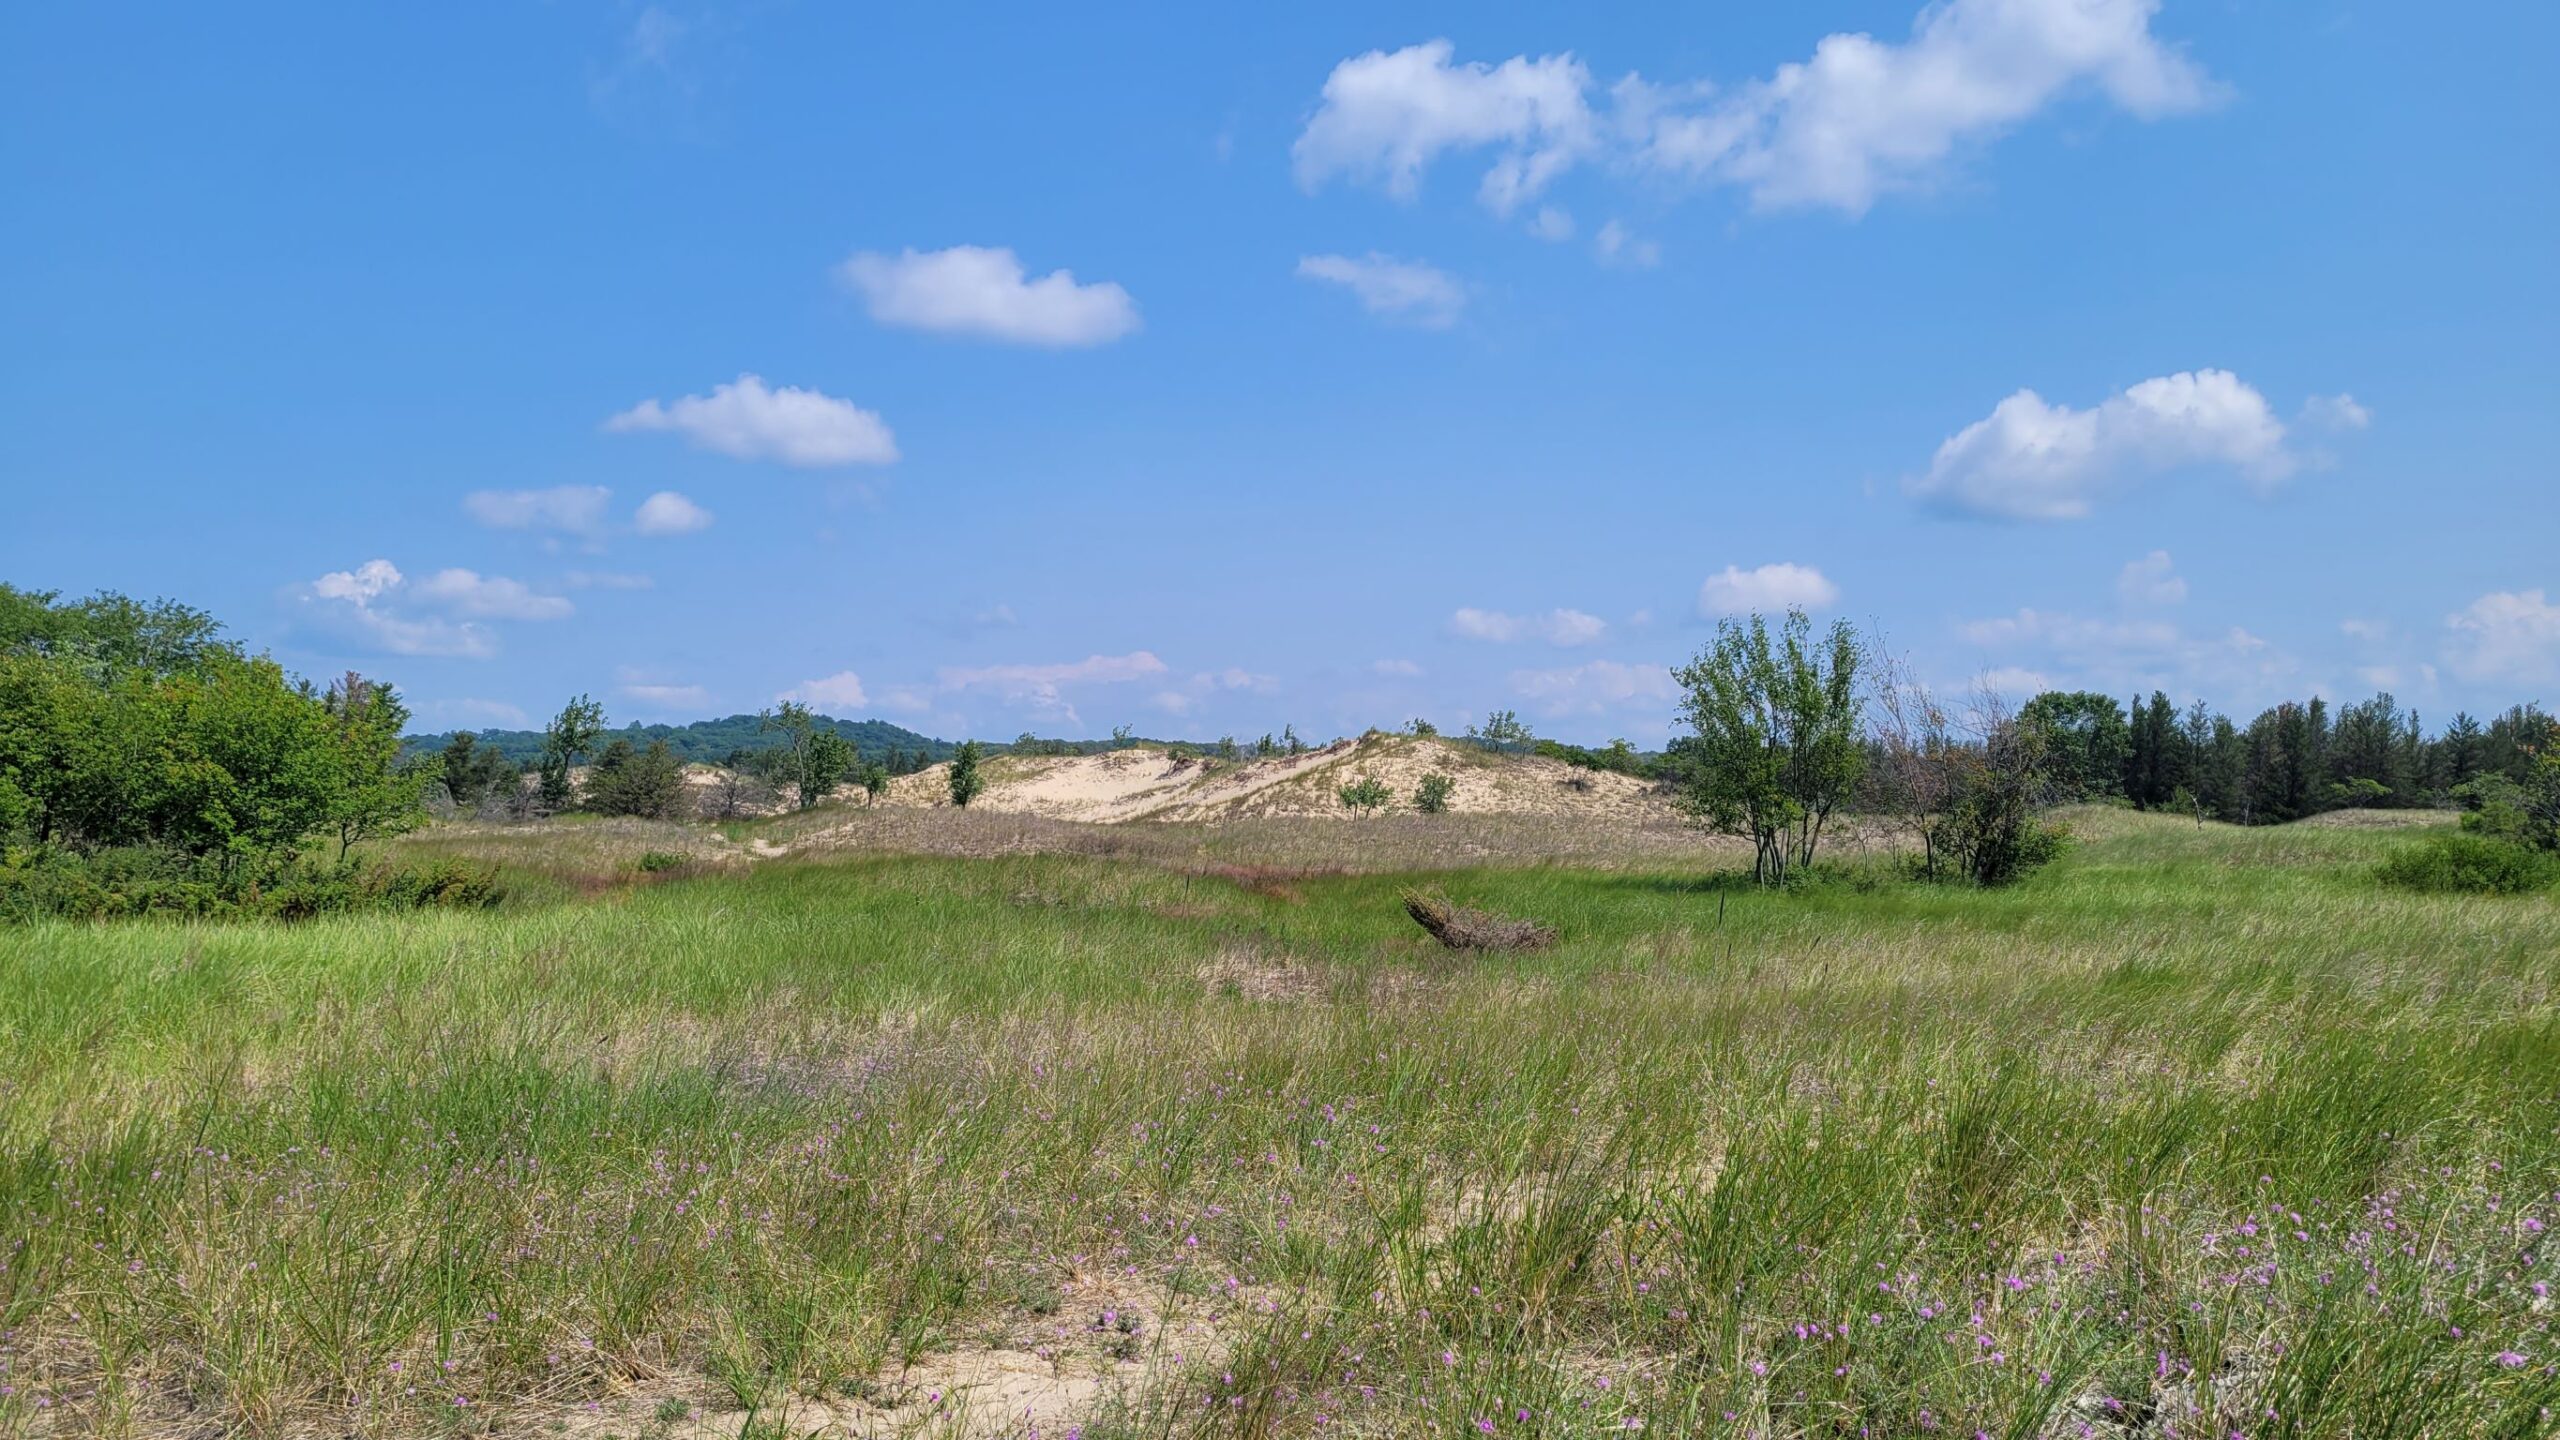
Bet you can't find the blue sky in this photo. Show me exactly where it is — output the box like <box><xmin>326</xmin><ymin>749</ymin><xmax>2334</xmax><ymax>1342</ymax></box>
<box><xmin>4</xmin><ymin>2</ymin><xmax>2553</xmax><ymax>743</ymax></box>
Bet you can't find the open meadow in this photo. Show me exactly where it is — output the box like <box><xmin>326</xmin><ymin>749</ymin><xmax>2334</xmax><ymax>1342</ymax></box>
<box><xmin>5</xmin><ymin>807</ymin><xmax>2558</xmax><ymax>1439</ymax></box>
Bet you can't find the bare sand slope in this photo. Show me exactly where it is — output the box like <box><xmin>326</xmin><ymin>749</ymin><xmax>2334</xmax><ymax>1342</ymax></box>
<box><xmin>873</xmin><ymin>734</ymin><xmax>1674</xmax><ymax>826</ymax></box>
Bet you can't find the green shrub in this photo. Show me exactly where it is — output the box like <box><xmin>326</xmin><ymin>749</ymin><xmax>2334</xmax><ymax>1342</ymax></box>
<box><xmin>1413</xmin><ymin>772</ymin><xmax>1455</xmax><ymax>815</ymax></box>
<box><xmin>0</xmin><ymin>846</ymin><xmax>503</xmax><ymax>922</ymax></box>
<box><xmin>638</xmin><ymin>850</ymin><xmax>689</xmax><ymax>873</ymax></box>
<box><xmin>2376</xmin><ymin>832</ymin><xmax>2556</xmax><ymax>895</ymax></box>
<box><xmin>1338</xmin><ymin>775</ymin><xmax>1393</xmax><ymax>815</ymax></box>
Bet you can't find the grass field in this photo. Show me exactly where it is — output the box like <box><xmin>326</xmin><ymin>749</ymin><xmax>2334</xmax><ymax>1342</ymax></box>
<box><xmin>4</xmin><ymin>808</ymin><xmax>2557</xmax><ymax>1438</ymax></box>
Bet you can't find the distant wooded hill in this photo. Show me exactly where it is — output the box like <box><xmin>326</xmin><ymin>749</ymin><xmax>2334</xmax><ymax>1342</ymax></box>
<box><xmin>404</xmin><ymin>714</ymin><xmax>956</xmax><ymax>768</ymax></box>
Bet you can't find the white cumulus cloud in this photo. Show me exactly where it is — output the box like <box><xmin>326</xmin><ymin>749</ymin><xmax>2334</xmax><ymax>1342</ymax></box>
<box><xmin>1913</xmin><ymin>369</ymin><xmax>2303</xmax><ymax>521</ymax></box>
<box><xmin>607</xmin><ymin>373</ymin><xmax>898</xmax><ymax>467</ymax></box>
<box><xmin>1293</xmin><ymin>40</ymin><xmax>1598</xmax><ymax>215</ymax></box>
<box><xmin>1625</xmin><ymin>0</ymin><xmax>2217</xmax><ymax>214</ymax></box>
<box><xmin>633</xmin><ymin>490</ymin><xmax>714</xmax><ymax>535</ymax></box>
<box><xmin>837</xmin><ymin>245</ymin><xmax>1139</xmax><ymax>348</ymax></box>
<box><xmin>1450</xmin><ymin>607</ymin><xmax>1608</xmax><ymax>646</ymax></box>
<box><xmin>2444</xmin><ymin>589</ymin><xmax>2560</xmax><ymax>687</ymax></box>
<box><xmin>1294</xmin><ymin>2</ymin><xmax>2215</xmax><ymax>223</ymax></box>
<box><xmin>1698</xmin><ymin>563</ymin><xmax>1838</xmax><ymax>616</ymax></box>
<box><xmin>298</xmin><ymin>560</ymin><xmax>570</xmax><ymax>659</ymax></box>
<box><xmin>1295</xmin><ymin>253</ymin><xmax>1466</xmax><ymax>328</ymax></box>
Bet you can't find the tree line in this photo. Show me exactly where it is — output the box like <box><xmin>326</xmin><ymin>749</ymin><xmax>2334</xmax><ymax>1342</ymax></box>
<box><xmin>1665</xmin><ymin>608</ymin><xmax>2559</xmax><ymax>889</ymax></box>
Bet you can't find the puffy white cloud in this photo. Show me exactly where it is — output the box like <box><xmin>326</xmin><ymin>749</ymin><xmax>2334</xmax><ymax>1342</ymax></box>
<box><xmin>607</xmin><ymin>374</ymin><xmax>898</xmax><ymax>467</ymax></box>
<box><xmin>2115</xmin><ymin>550</ymin><xmax>2187</xmax><ymax>606</ymax></box>
<box><xmin>1293</xmin><ymin>40</ymin><xmax>1598</xmax><ymax>214</ymax></box>
<box><xmin>1295</xmin><ymin>253</ymin><xmax>1466</xmax><ymax>328</ymax></box>
<box><xmin>1510</xmin><ymin>660</ymin><xmax>1677</xmax><ymax>715</ymax></box>
<box><xmin>298</xmin><ymin>560</ymin><xmax>569</xmax><ymax>658</ymax></box>
<box><xmin>1450</xmin><ymin>607</ymin><xmax>1608</xmax><ymax>646</ymax></box>
<box><xmin>2444</xmin><ymin>589</ymin><xmax>2560</xmax><ymax>686</ymax></box>
<box><xmin>1913</xmin><ymin>369</ymin><xmax>2300</xmax><ymax>521</ymax></box>
<box><xmin>779</xmin><ymin>671</ymin><xmax>870</xmax><ymax>710</ymax></box>
<box><xmin>1295</xmin><ymin>3</ymin><xmax>2214</xmax><ymax>223</ymax></box>
<box><xmin>1698</xmin><ymin>562</ymin><xmax>1839</xmax><ymax>616</ymax></box>
<box><xmin>1626</xmin><ymin>0</ymin><xmax>2216</xmax><ymax>214</ymax></box>
<box><xmin>837</xmin><ymin>245</ymin><xmax>1139</xmax><ymax>348</ymax></box>
<box><xmin>633</xmin><ymin>490</ymin><xmax>714</xmax><ymax>535</ymax></box>
<box><xmin>464</xmin><ymin>485</ymin><xmax>612</xmax><ymax>537</ymax></box>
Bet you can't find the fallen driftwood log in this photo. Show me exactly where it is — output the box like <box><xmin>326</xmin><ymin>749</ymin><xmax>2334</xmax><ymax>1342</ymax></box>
<box><xmin>1400</xmin><ymin>889</ymin><xmax>1556</xmax><ymax>952</ymax></box>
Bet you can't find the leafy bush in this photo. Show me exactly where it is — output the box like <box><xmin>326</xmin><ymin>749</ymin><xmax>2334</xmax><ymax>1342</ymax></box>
<box><xmin>2455</xmin><ymin>754</ymin><xmax>2560</xmax><ymax>852</ymax></box>
<box><xmin>948</xmin><ymin>740</ymin><xmax>986</xmax><ymax>808</ymax></box>
<box><xmin>637</xmin><ymin>850</ymin><xmax>689</xmax><ymax>873</ymax></box>
<box><xmin>1338</xmin><ymin>775</ymin><xmax>1392</xmax><ymax>815</ymax></box>
<box><xmin>1413</xmin><ymin>772</ymin><xmax>1455</xmax><ymax>815</ymax></box>
<box><xmin>2375</xmin><ymin>833</ymin><xmax>2556</xmax><ymax>895</ymax></box>
<box><xmin>0</xmin><ymin>846</ymin><xmax>503</xmax><ymax>922</ymax></box>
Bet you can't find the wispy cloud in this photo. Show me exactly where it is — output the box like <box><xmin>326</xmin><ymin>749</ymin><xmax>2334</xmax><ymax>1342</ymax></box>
<box><xmin>1295</xmin><ymin>253</ymin><xmax>1466</xmax><ymax>328</ymax></box>
<box><xmin>1450</xmin><ymin>607</ymin><xmax>1607</xmax><ymax>646</ymax></box>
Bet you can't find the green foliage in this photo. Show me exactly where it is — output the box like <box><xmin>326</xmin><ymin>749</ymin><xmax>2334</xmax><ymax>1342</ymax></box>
<box><xmin>2019</xmin><ymin>690</ymin><xmax>2129</xmax><ymax>801</ymax></box>
<box><xmin>321</xmin><ymin>673</ymin><xmax>435</xmax><ymax>857</ymax></box>
<box><xmin>1921</xmin><ymin>715</ymin><xmax>2071</xmax><ymax>887</ymax></box>
<box><xmin>1533</xmin><ymin>737</ymin><xmax>1651</xmax><ymax>777</ymax></box>
<box><xmin>0</xmin><ymin>846</ymin><xmax>503</xmax><ymax>921</ymax></box>
<box><xmin>0</xmin><ymin>582</ymin><xmax>235</xmax><ymax>680</ymax></box>
<box><xmin>763</xmin><ymin>703</ymin><xmax>854</xmax><ymax>810</ymax></box>
<box><xmin>408</xmin><ymin>713</ymin><xmax>952</xmax><ymax>770</ymax></box>
<box><xmin>1</xmin><ymin>587</ymin><xmax>450</xmax><ymax>922</ymax></box>
<box><xmin>2375</xmin><ymin>832</ymin><xmax>2556</xmax><ymax>895</ymax></box>
<box><xmin>947</xmin><ymin>740</ymin><xmax>986</xmax><ymax>808</ymax></box>
<box><xmin>2457</xmin><ymin>752</ymin><xmax>2560</xmax><ymax>852</ymax></box>
<box><xmin>1405</xmin><ymin>717</ymin><xmax>1438</xmax><ymax>737</ymax></box>
<box><xmin>1336</xmin><ymin>774</ymin><xmax>1392</xmax><ymax>815</ymax></box>
<box><xmin>586</xmin><ymin>737</ymin><xmax>689</xmax><ymax>819</ymax></box>
<box><xmin>637</xmin><ymin>850</ymin><xmax>689</xmax><ymax>874</ymax></box>
<box><xmin>1412</xmin><ymin>772</ymin><xmax>1455</xmax><ymax>815</ymax></box>
<box><xmin>1463</xmin><ymin>709</ymin><xmax>1533</xmax><ymax>753</ymax></box>
<box><xmin>1671</xmin><ymin>608</ymin><xmax>1865</xmax><ymax>885</ymax></box>
<box><xmin>536</xmin><ymin>695</ymin><xmax>606</xmax><ymax>810</ymax></box>
<box><xmin>856</xmin><ymin>761</ymin><xmax>890</xmax><ymax>805</ymax></box>
<box><xmin>435</xmin><ymin>730</ymin><xmax>524</xmax><ymax>816</ymax></box>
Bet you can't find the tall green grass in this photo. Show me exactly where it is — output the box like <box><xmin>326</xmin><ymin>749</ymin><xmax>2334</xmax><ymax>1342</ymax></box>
<box><xmin>2</xmin><ymin>810</ymin><xmax>2555</xmax><ymax>1436</ymax></box>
